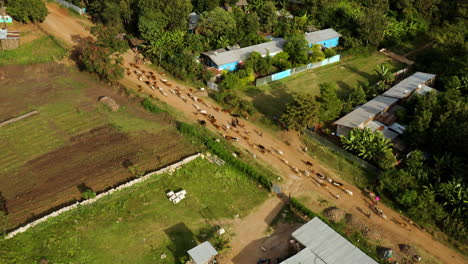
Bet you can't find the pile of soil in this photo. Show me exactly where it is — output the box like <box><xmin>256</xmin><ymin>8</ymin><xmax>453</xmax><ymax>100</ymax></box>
<box><xmin>362</xmin><ymin>227</ymin><xmax>382</xmax><ymax>240</ymax></box>
<box><xmin>323</xmin><ymin>207</ymin><xmax>346</xmax><ymax>223</ymax></box>
<box><xmin>345</xmin><ymin>213</ymin><xmax>368</xmax><ymax>232</ymax></box>
<box><xmin>98</xmin><ymin>96</ymin><xmax>120</xmax><ymax>112</ymax></box>
<box><xmin>0</xmin><ymin>70</ymin><xmax>5</xmax><ymax>81</ymax></box>
<box><xmin>399</xmin><ymin>244</ymin><xmax>416</xmax><ymax>256</ymax></box>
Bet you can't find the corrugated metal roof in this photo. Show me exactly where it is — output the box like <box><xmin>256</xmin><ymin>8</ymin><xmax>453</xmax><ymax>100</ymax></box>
<box><xmin>204</xmin><ymin>28</ymin><xmax>340</xmax><ymax>66</ymax></box>
<box><xmin>204</xmin><ymin>38</ymin><xmax>286</xmax><ymax>66</ymax></box>
<box><xmin>334</xmin><ymin>96</ymin><xmax>398</xmax><ymax>128</ymax></box>
<box><xmin>281</xmin><ymin>217</ymin><xmax>378</xmax><ymax>264</ymax></box>
<box><xmin>187</xmin><ymin>241</ymin><xmax>218</xmax><ymax>264</ymax></box>
<box><xmin>305</xmin><ymin>28</ymin><xmax>341</xmax><ymax>44</ymax></box>
<box><xmin>382</xmin><ymin>72</ymin><xmax>436</xmax><ymax>99</ymax></box>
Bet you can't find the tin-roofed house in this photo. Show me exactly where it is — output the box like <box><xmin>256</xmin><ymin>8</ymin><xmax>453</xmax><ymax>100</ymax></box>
<box><xmin>305</xmin><ymin>28</ymin><xmax>341</xmax><ymax>48</ymax></box>
<box><xmin>333</xmin><ymin>72</ymin><xmax>437</xmax><ymax>146</ymax></box>
<box><xmin>187</xmin><ymin>241</ymin><xmax>219</xmax><ymax>264</ymax></box>
<box><xmin>281</xmin><ymin>217</ymin><xmax>379</xmax><ymax>264</ymax></box>
<box><xmin>202</xmin><ymin>28</ymin><xmax>341</xmax><ymax>71</ymax></box>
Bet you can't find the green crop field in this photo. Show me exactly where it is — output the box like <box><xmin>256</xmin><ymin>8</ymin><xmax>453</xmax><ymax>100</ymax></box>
<box><xmin>0</xmin><ymin>158</ymin><xmax>268</xmax><ymax>264</ymax></box>
<box><xmin>0</xmin><ymin>36</ymin><xmax>67</xmax><ymax>66</ymax></box>
<box><xmin>246</xmin><ymin>53</ymin><xmax>405</xmax><ymax>119</ymax></box>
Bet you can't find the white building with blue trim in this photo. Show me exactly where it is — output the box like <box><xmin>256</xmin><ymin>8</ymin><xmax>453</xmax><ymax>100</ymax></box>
<box><xmin>202</xmin><ymin>28</ymin><xmax>341</xmax><ymax>72</ymax></box>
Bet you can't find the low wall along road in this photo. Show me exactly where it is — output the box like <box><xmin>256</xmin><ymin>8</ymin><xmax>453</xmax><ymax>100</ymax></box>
<box><xmin>5</xmin><ymin>153</ymin><xmax>202</xmax><ymax>239</ymax></box>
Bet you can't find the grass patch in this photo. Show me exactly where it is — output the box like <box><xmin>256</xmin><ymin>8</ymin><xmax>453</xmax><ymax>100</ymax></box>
<box><xmin>0</xmin><ymin>36</ymin><xmax>67</xmax><ymax>66</ymax></box>
<box><xmin>107</xmin><ymin>107</ymin><xmax>166</xmax><ymax>134</ymax></box>
<box><xmin>0</xmin><ymin>158</ymin><xmax>268</xmax><ymax>264</ymax></box>
<box><xmin>247</xmin><ymin>52</ymin><xmax>404</xmax><ymax>118</ymax></box>
<box><xmin>302</xmin><ymin>134</ymin><xmax>376</xmax><ymax>187</ymax></box>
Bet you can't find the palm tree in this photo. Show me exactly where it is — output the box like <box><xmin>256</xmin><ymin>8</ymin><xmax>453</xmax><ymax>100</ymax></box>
<box><xmin>376</xmin><ymin>64</ymin><xmax>394</xmax><ymax>85</ymax></box>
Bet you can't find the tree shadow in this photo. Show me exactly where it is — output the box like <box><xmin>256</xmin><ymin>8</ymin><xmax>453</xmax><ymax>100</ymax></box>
<box><xmin>164</xmin><ymin>222</ymin><xmax>197</xmax><ymax>261</ymax></box>
<box><xmin>342</xmin><ymin>64</ymin><xmax>376</xmax><ymax>82</ymax></box>
<box><xmin>76</xmin><ymin>183</ymin><xmax>93</xmax><ymax>193</ymax></box>
<box><xmin>252</xmin><ymin>84</ymin><xmax>294</xmax><ymax>120</ymax></box>
<box><xmin>336</xmin><ymin>81</ymin><xmax>353</xmax><ymax>98</ymax></box>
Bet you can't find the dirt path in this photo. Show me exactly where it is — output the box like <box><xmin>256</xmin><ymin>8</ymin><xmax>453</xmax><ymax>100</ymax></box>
<box><xmin>40</xmin><ymin>6</ymin><xmax>467</xmax><ymax>264</ymax></box>
<box><xmin>40</xmin><ymin>2</ymin><xmax>93</xmax><ymax>48</ymax></box>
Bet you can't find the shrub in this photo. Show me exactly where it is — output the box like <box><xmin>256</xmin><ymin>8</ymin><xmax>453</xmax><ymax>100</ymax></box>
<box><xmin>82</xmin><ymin>189</ymin><xmax>97</xmax><ymax>200</ymax></box>
<box><xmin>7</xmin><ymin>0</ymin><xmax>48</xmax><ymax>23</ymax></box>
<box><xmin>141</xmin><ymin>98</ymin><xmax>164</xmax><ymax>113</ymax></box>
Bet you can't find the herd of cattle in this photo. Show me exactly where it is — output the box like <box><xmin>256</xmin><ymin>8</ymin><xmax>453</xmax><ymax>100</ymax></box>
<box><xmin>125</xmin><ymin>62</ymin><xmax>391</xmax><ymax>222</ymax></box>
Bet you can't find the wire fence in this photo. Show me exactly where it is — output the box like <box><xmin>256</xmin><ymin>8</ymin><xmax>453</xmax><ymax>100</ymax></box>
<box><xmin>53</xmin><ymin>0</ymin><xmax>86</xmax><ymax>15</ymax></box>
<box><xmin>256</xmin><ymin>55</ymin><xmax>341</xmax><ymax>86</ymax></box>
<box><xmin>304</xmin><ymin>130</ymin><xmax>380</xmax><ymax>174</ymax></box>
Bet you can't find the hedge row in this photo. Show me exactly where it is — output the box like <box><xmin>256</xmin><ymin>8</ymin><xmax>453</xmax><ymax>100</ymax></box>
<box><xmin>141</xmin><ymin>98</ymin><xmax>165</xmax><ymax>113</ymax></box>
<box><xmin>290</xmin><ymin>197</ymin><xmax>319</xmax><ymax>219</ymax></box>
<box><xmin>178</xmin><ymin>122</ymin><xmax>273</xmax><ymax>190</ymax></box>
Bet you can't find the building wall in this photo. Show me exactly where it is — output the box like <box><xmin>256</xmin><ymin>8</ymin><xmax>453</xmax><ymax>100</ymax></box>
<box><xmin>336</xmin><ymin>125</ymin><xmax>352</xmax><ymax>137</ymax></box>
<box><xmin>315</xmin><ymin>37</ymin><xmax>340</xmax><ymax>48</ymax></box>
<box><xmin>218</xmin><ymin>61</ymin><xmax>239</xmax><ymax>71</ymax></box>
<box><xmin>0</xmin><ymin>16</ymin><xmax>13</xmax><ymax>23</ymax></box>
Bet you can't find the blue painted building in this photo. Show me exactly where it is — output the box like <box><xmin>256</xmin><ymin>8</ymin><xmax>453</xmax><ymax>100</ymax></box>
<box><xmin>0</xmin><ymin>15</ymin><xmax>13</xmax><ymax>23</ymax></box>
<box><xmin>305</xmin><ymin>28</ymin><xmax>341</xmax><ymax>48</ymax></box>
<box><xmin>202</xmin><ymin>28</ymin><xmax>341</xmax><ymax>71</ymax></box>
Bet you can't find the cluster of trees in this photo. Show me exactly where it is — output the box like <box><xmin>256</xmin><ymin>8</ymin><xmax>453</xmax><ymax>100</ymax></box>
<box><xmin>341</xmin><ymin>128</ymin><xmax>397</xmax><ymax>169</ymax></box>
<box><xmin>6</xmin><ymin>0</ymin><xmax>48</xmax><ymax>23</ymax></box>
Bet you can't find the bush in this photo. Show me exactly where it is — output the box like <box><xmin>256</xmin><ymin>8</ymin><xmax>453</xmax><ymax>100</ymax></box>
<box><xmin>141</xmin><ymin>98</ymin><xmax>165</xmax><ymax>113</ymax></box>
<box><xmin>82</xmin><ymin>189</ymin><xmax>96</xmax><ymax>200</ymax></box>
<box><xmin>7</xmin><ymin>0</ymin><xmax>48</xmax><ymax>23</ymax></box>
<box><xmin>76</xmin><ymin>39</ymin><xmax>125</xmax><ymax>83</ymax></box>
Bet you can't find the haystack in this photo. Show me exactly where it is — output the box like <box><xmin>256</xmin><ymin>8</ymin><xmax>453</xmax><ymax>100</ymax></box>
<box><xmin>98</xmin><ymin>96</ymin><xmax>120</xmax><ymax>112</ymax></box>
<box><xmin>323</xmin><ymin>207</ymin><xmax>346</xmax><ymax>223</ymax></box>
<box><xmin>362</xmin><ymin>227</ymin><xmax>382</xmax><ymax>240</ymax></box>
<box><xmin>399</xmin><ymin>244</ymin><xmax>416</xmax><ymax>256</ymax></box>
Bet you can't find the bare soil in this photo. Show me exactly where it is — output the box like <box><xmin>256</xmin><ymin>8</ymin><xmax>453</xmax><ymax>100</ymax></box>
<box><xmin>0</xmin><ymin>62</ymin><xmax>197</xmax><ymax>228</ymax></box>
<box><xmin>3</xmin><ymin>126</ymin><xmax>193</xmax><ymax>228</ymax></box>
<box><xmin>35</xmin><ymin>4</ymin><xmax>468</xmax><ymax>264</ymax></box>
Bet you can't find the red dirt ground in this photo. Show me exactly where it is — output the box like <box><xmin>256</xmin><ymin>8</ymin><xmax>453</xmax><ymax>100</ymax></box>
<box><xmin>0</xmin><ymin>63</ymin><xmax>197</xmax><ymax>228</ymax></box>
<box><xmin>33</xmin><ymin>4</ymin><xmax>468</xmax><ymax>264</ymax></box>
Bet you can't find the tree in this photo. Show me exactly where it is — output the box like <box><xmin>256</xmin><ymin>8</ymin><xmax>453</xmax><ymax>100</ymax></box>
<box><xmin>284</xmin><ymin>33</ymin><xmax>309</xmax><ymax>66</ymax></box>
<box><xmin>357</xmin><ymin>0</ymin><xmax>389</xmax><ymax>46</ymax></box>
<box><xmin>193</xmin><ymin>0</ymin><xmax>220</xmax><ymax>12</ymax></box>
<box><xmin>375</xmin><ymin>64</ymin><xmax>394</xmax><ymax>85</ymax></box>
<box><xmin>198</xmin><ymin>8</ymin><xmax>237</xmax><ymax>48</ymax></box>
<box><xmin>256</xmin><ymin>1</ymin><xmax>277</xmax><ymax>33</ymax></box>
<box><xmin>244</xmin><ymin>52</ymin><xmax>271</xmax><ymax>76</ymax></box>
<box><xmin>6</xmin><ymin>0</ymin><xmax>48</xmax><ymax>23</ymax></box>
<box><xmin>280</xmin><ymin>93</ymin><xmax>320</xmax><ymax>131</ymax></box>
<box><xmin>272</xmin><ymin>51</ymin><xmax>292</xmax><ymax>70</ymax></box>
<box><xmin>341</xmin><ymin>128</ymin><xmax>395</xmax><ymax>169</ymax></box>
<box><xmin>309</xmin><ymin>44</ymin><xmax>325</xmax><ymax>63</ymax></box>
<box><xmin>316</xmin><ymin>83</ymin><xmax>342</xmax><ymax>122</ymax></box>
<box><xmin>76</xmin><ymin>37</ymin><xmax>125</xmax><ymax>83</ymax></box>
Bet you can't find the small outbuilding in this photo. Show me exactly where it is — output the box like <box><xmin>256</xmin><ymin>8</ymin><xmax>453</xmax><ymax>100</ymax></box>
<box><xmin>187</xmin><ymin>241</ymin><xmax>219</xmax><ymax>264</ymax></box>
<box><xmin>280</xmin><ymin>217</ymin><xmax>378</xmax><ymax>264</ymax></box>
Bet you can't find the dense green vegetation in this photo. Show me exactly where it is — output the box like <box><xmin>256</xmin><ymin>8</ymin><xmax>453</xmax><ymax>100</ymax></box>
<box><xmin>5</xmin><ymin>0</ymin><xmax>48</xmax><ymax>23</ymax></box>
<box><xmin>0</xmin><ymin>158</ymin><xmax>268</xmax><ymax>263</ymax></box>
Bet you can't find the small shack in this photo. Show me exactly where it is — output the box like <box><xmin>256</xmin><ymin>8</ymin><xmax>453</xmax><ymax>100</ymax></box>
<box><xmin>0</xmin><ymin>28</ymin><xmax>20</xmax><ymax>50</ymax></box>
<box><xmin>187</xmin><ymin>241</ymin><xmax>219</xmax><ymax>264</ymax></box>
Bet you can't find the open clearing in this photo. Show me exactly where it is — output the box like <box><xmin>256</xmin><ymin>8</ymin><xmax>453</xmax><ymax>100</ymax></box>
<box><xmin>246</xmin><ymin>53</ymin><xmax>404</xmax><ymax>119</ymax></box>
<box><xmin>0</xmin><ymin>158</ymin><xmax>268</xmax><ymax>264</ymax></box>
<box><xmin>0</xmin><ymin>63</ymin><xmax>196</xmax><ymax>228</ymax></box>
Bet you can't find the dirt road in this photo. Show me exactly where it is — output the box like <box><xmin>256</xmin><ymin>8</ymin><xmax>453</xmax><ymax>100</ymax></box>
<box><xmin>40</xmin><ymin>4</ymin><xmax>467</xmax><ymax>264</ymax></box>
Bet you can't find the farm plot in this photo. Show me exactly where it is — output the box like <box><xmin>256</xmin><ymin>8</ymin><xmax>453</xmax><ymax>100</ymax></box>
<box><xmin>0</xmin><ymin>158</ymin><xmax>268</xmax><ymax>264</ymax></box>
<box><xmin>0</xmin><ymin>63</ymin><xmax>197</xmax><ymax>229</ymax></box>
